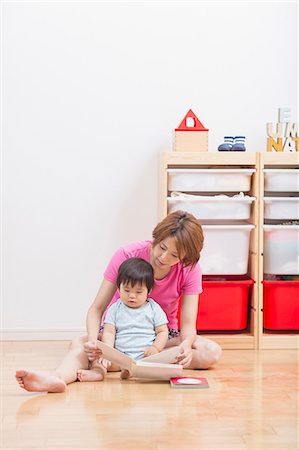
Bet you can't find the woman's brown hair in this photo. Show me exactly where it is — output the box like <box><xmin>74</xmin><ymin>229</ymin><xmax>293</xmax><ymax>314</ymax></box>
<box><xmin>152</xmin><ymin>210</ymin><xmax>204</xmax><ymax>267</ymax></box>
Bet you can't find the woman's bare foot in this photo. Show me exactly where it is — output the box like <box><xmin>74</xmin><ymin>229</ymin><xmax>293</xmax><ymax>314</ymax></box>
<box><xmin>77</xmin><ymin>368</ymin><xmax>105</xmax><ymax>382</ymax></box>
<box><xmin>15</xmin><ymin>370</ymin><xmax>66</xmax><ymax>393</ymax></box>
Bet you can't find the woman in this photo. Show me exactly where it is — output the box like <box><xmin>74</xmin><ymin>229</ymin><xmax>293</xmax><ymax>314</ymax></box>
<box><xmin>16</xmin><ymin>211</ymin><xmax>222</xmax><ymax>392</ymax></box>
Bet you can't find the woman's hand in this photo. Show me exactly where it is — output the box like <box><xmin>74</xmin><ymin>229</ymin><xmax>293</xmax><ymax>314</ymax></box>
<box><xmin>143</xmin><ymin>345</ymin><xmax>159</xmax><ymax>357</ymax></box>
<box><xmin>176</xmin><ymin>341</ymin><xmax>193</xmax><ymax>368</ymax></box>
<box><xmin>84</xmin><ymin>341</ymin><xmax>102</xmax><ymax>362</ymax></box>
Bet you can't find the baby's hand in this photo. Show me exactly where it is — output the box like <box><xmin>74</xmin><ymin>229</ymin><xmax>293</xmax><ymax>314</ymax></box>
<box><xmin>143</xmin><ymin>345</ymin><xmax>159</xmax><ymax>357</ymax></box>
<box><xmin>98</xmin><ymin>357</ymin><xmax>111</xmax><ymax>370</ymax></box>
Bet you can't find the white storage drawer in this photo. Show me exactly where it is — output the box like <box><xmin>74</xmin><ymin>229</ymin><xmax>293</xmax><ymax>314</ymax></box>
<box><xmin>264</xmin><ymin>197</ymin><xmax>299</xmax><ymax>220</ymax></box>
<box><xmin>167</xmin><ymin>169</ymin><xmax>256</xmax><ymax>192</ymax></box>
<box><xmin>263</xmin><ymin>225</ymin><xmax>299</xmax><ymax>274</ymax></box>
<box><xmin>200</xmin><ymin>224</ymin><xmax>254</xmax><ymax>275</ymax></box>
<box><xmin>167</xmin><ymin>195</ymin><xmax>255</xmax><ymax>220</ymax></box>
<box><xmin>264</xmin><ymin>169</ymin><xmax>299</xmax><ymax>192</ymax></box>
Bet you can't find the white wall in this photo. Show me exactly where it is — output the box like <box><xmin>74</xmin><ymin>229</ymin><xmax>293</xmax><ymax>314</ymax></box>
<box><xmin>2</xmin><ymin>1</ymin><xmax>298</xmax><ymax>339</ymax></box>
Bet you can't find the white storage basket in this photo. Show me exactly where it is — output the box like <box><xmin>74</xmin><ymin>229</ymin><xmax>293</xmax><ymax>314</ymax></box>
<box><xmin>264</xmin><ymin>197</ymin><xmax>299</xmax><ymax>220</ymax></box>
<box><xmin>263</xmin><ymin>169</ymin><xmax>299</xmax><ymax>192</ymax></box>
<box><xmin>200</xmin><ymin>224</ymin><xmax>254</xmax><ymax>275</ymax></box>
<box><xmin>263</xmin><ymin>225</ymin><xmax>299</xmax><ymax>274</ymax></box>
<box><xmin>167</xmin><ymin>169</ymin><xmax>256</xmax><ymax>192</ymax></box>
<box><xmin>167</xmin><ymin>195</ymin><xmax>255</xmax><ymax>220</ymax></box>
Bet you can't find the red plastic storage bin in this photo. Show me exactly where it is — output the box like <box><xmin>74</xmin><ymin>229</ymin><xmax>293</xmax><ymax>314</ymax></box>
<box><xmin>263</xmin><ymin>280</ymin><xmax>299</xmax><ymax>330</ymax></box>
<box><xmin>177</xmin><ymin>278</ymin><xmax>254</xmax><ymax>331</ymax></box>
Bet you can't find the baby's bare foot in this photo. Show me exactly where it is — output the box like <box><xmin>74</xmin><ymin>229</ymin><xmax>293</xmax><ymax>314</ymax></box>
<box><xmin>15</xmin><ymin>370</ymin><xmax>66</xmax><ymax>393</ymax></box>
<box><xmin>120</xmin><ymin>369</ymin><xmax>131</xmax><ymax>379</ymax></box>
<box><xmin>77</xmin><ymin>369</ymin><xmax>105</xmax><ymax>382</ymax></box>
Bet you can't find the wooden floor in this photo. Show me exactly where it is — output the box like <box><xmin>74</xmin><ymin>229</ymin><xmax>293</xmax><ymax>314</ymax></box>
<box><xmin>2</xmin><ymin>341</ymin><xmax>298</xmax><ymax>450</ymax></box>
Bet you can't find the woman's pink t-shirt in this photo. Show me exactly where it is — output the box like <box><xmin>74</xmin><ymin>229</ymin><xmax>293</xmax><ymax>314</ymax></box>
<box><xmin>103</xmin><ymin>240</ymin><xmax>202</xmax><ymax>330</ymax></box>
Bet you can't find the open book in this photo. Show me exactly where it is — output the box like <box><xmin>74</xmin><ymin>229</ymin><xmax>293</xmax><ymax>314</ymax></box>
<box><xmin>96</xmin><ymin>340</ymin><xmax>183</xmax><ymax>380</ymax></box>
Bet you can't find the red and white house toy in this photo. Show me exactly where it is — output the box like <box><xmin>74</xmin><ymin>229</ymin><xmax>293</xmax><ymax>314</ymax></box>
<box><xmin>174</xmin><ymin>109</ymin><xmax>209</xmax><ymax>152</ymax></box>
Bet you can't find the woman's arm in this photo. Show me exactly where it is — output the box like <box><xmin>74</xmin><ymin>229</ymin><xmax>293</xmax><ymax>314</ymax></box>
<box><xmin>143</xmin><ymin>324</ymin><xmax>168</xmax><ymax>357</ymax></box>
<box><xmin>177</xmin><ymin>294</ymin><xmax>198</xmax><ymax>366</ymax></box>
<box><xmin>86</xmin><ymin>278</ymin><xmax>117</xmax><ymax>342</ymax></box>
<box><xmin>84</xmin><ymin>279</ymin><xmax>117</xmax><ymax>361</ymax></box>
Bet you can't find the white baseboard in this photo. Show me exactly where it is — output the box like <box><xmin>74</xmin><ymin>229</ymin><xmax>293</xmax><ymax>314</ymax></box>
<box><xmin>0</xmin><ymin>329</ymin><xmax>86</xmax><ymax>341</ymax></box>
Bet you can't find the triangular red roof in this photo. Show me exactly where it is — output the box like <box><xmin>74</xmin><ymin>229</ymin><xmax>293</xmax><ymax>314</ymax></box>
<box><xmin>175</xmin><ymin>109</ymin><xmax>209</xmax><ymax>131</ymax></box>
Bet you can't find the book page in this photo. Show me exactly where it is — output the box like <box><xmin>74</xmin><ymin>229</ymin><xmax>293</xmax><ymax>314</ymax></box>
<box><xmin>141</xmin><ymin>346</ymin><xmax>181</xmax><ymax>364</ymax></box>
<box><xmin>96</xmin><ymin>340</ymin><xmax>134</xmax><ymax>371</ymax></box>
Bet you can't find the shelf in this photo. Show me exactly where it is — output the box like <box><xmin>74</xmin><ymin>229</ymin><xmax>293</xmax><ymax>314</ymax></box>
<box><xmin>258</xmin><ymin>152</ymin><xmax>299</xmax><ymax>350</ymax></box>
<box><xmin>201</xmin><ymin>334</ymin><xmax>256</xmax><ymax>350</ymax></box>
<box><xmin>261</xmin><ymin>334</ymin><xmax>299</xmax><ymax>349</ymax></box>
<box><xmin>262</xmin><ymin>152</ymin><xmax>299</xmax><ymax>166</ymax></box>
<box><xmin>161</xmin><ymin>152</ymin><xmax>259</xmax><ymax>350</ymax></box>
<box><xmin>164</xmin><ymin>151</ymin><xmax>258</xmax><ymax>166</ymax></box>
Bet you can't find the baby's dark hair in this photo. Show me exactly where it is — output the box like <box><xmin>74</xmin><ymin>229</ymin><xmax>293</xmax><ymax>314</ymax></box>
<box><xmin>116</xmin><ymin>257</ymin><xmax>154</xmax><ymax>292</ymax></box>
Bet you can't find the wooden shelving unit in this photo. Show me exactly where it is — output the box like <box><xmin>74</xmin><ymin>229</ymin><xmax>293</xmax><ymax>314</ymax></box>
<box><xmin>160</xmin><ymin>151</ymin><xmax>299</xmax><ymax>350</ymax></box>
<box><xmin>160</xmin><ymin>152</ymin><xmax>260</xmax><ymax>350</ymax></box>
<box><xmin>258</xmin><ymin>152</ymin><xmax>299</xmax><ymax>349</ymax></box>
